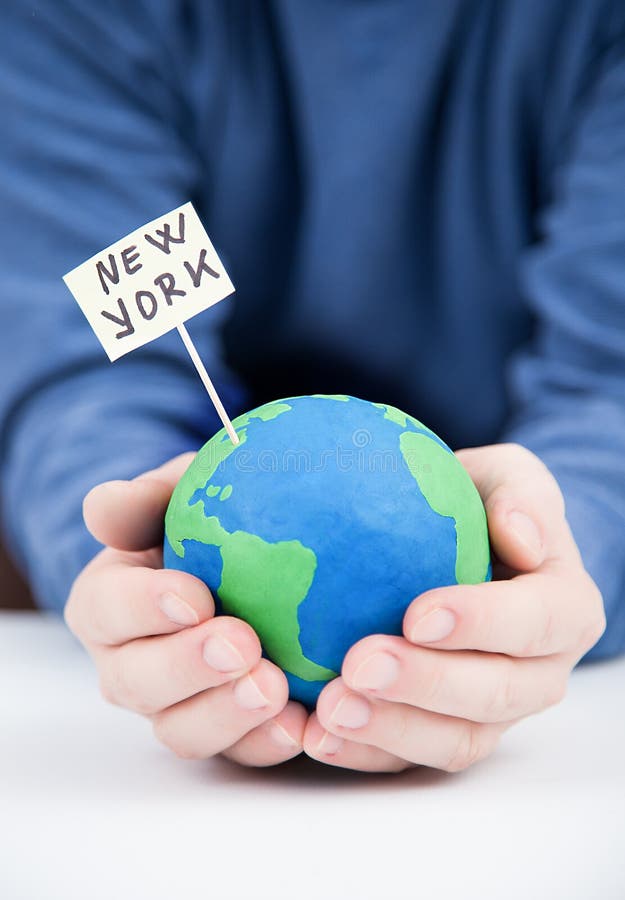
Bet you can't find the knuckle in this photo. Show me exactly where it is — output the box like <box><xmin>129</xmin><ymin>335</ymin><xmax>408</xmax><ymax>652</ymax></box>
<box><xmin>589</xmin><ymin>610</ymin><xmax>607</xmax><ymax>648</ymax></box>
<box><xmin>64</xmin><ymin>571</ymin><xmax>94</xmax><ymax>638</ymax></box>
<box><xmin>89</xmin><ymin>592</ymin><xmax>114</xmax><ymax>646</ymax></box>
<box><xmin>151</xmin><ymin>715</ymin><xmax>181</xmax><ymax>756</ymax></box>
<box><xmin>502</xmin><ymin>442</ymin><xmax>535</xmax><ymax>465</ymax></box>
<box><xmin>64</xmin><ymin>552</ymin><xmax>110</xmax><ymax>641</ymax></box>
<box><xmin>542</xmin><ymin>677</ymin><xmax>567</xmax><ymax>710</ymax></box>
<box><xmin>63</xmin><ymin>591</ymin><xmax>78</xmax><ymax>635</ymax></box>
<box><xmin>420</xmin><ymin>658</ymin><xmax>446</xmax><ymax>709</ymax></box>
<box><xmin>486</xmin><ymin>482</ymin><xmax>512</xmax><ymax>518</ymax></box>
<box><xmin>163</xmin><ymin>648</ymin><xmax>195</xmax><ymax>694</ymax></box>
<box><xmin>100</xmin><ymin>658</ymin><xmax>156</xmax><ymax>715</ymax></box>
<box><xmin>482</xmin><ymin>665</ymin><xmax>521</xmax><ymax>722</ymax></box>
<box><xmin>99</xmin><ymin>666</ymin><xmax>123</xmax><ymax>707</ymax></box>
<box><xmin>500</xmin><ymin>444</ymin><xmax>566</xmax><ymax>518</ymax></box>
<box><xmin>445</xmin><ymin>723</ymin><xmax>485</xmax><ymax>773</ymax></box>
<box><xmin>394</xmin><ymin>704</ymin><xmax>411</xmax><ymax>748</ymax></box>
<box><xmin>577</xmin><ymin>580</ymin><xmax>606</xmax><ymax>653</ymax></box>
<box><xmin>538</xmin><ymin>472</ymin><xmax>566</xmax><ymax>518</ymax></box>
<box><xmin>152</xmin><ymin>715</ymin><xmax>203</xmax><ymax>760</ymax></box>
<box><xmin>522</xmin><ymin>597</ymin><xmax>556</xmax><ymax>657</ymax></box>
<box><xmin>98</xmin><ymin>676</ymin><xmax>120</xmax><ymax>708</ymax></box>
<box><xmin>578</xmin><ymin>619</ymin><xmax>605</xmax><ymax>656</ymax></box>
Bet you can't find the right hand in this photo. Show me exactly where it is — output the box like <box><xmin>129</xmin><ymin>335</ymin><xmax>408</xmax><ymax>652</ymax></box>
<box><xmin>65</xmin><ymin>453</ymin><xmax>307</xmax><ymax>766</ymax></box>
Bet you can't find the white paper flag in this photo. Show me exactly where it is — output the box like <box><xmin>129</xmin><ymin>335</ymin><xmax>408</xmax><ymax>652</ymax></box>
<box><xmin>63</xmin><ymin>201</ymin><xmax>235</xmax><ymax>362</ymax></box>
<box><xmin>63</xmin><ymin>202</ymin><xmax>239</xmax><ymax>443</ymax></box>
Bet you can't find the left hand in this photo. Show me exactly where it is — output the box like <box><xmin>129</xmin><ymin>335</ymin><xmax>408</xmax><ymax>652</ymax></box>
<box><xmin>303</xmin><ymin>443</ymin><xmax>607</xmax><ymax>773</ymax></box>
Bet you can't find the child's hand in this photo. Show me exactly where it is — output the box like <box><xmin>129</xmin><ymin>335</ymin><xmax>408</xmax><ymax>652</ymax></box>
<box><xmin>304</xmin><ymin>443</ymin><xmax>606</xmax><ymax>773</ymax></box>
<box><xmin>65</xmin><ymin>454</ymin><xmax>307</xmax><ymax>766</ymax></box>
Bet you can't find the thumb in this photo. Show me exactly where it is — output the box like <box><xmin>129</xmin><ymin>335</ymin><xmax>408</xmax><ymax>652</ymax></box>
<box><xmin>83</xmin><ymin>452</ymin><xmax>196</xmax><ymax>551</ymax></box>
<box><xmin>456</xmin><ymin>443</ymin><xmax>571</xmax><ymax>573</ymax></box>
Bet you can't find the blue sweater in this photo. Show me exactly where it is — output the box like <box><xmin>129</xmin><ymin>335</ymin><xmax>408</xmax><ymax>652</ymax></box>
<box><xmin>1</xmin><ymin>1</ymin><xmax>624</xmax><ymax>659</ymax></box>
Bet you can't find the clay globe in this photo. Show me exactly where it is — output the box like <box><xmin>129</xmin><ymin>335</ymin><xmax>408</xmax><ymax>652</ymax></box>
<box><xmin>164</xmin><ymin>395</ymin><xmax>491</xmax><ymax>706</ymax></box>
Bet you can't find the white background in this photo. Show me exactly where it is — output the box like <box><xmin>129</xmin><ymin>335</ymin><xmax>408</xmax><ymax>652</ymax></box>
<box><xmin>1</xmin><ymin>611</ymin><xmax>624</xmax><ymax>900</ymax></box>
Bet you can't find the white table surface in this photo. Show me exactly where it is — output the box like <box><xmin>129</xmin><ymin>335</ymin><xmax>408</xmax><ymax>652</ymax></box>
<box><xmin>1</xmin><ymin>610</ymin><xmax>624</xmax><ymax>900</ymax></box>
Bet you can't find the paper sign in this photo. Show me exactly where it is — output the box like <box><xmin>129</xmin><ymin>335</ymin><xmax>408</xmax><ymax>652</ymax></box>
<box><xmin>63</xmin><ymin>202</ymin><xmax>235</xmax><ymax>361</ymax></box>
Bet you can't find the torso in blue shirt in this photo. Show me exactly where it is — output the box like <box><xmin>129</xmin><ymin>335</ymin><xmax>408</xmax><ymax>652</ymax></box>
<box><xmin>186</xmin><ymin>0</ymin><xmax>598</xmax><ymax>446</ymax></box>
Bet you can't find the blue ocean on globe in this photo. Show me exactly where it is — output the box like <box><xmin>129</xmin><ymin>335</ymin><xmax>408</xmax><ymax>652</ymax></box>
<box><xmin>164</xmin><ymin>395</ymin><xmax>491</xmax><ymax>706</ymax></box>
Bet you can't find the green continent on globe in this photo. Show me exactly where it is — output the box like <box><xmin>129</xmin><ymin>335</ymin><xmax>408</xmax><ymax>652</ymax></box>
<box><xmin>312</xmin><ymin>393</ymin><xmax>350</xmax><ymax>402</ymax></box>
<box><xmin>373</xmin><ymin>401</ymin><xmax>437</xmax><ymax>439</ymax></box>
<box><xmin>166</xmin><ymin>401</ymin><xmax>337</xmax><ymax>684</ymax></box>
<box><xmin>398</xmin><ymin>431</ymin><xmax>490</xmax><ymax>584</ymax></box>
<box><xmin>372</xmin><ymin>400</ymin><xmax>489</xmax><ymax>583</ymax></box>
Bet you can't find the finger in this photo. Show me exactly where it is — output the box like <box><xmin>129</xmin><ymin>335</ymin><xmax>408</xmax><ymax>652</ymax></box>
<box><xmin>221</xmin><ymin>701</ymin><xmax>308</xmax><ymax>767</ymax></box>
<box><xmin>316</xmin><ymin>678</ymin><xmax>510</xmax><ymax>772</ymax></box>
<box><xmin>456</xmin><ymin>443</ymin><xmax>576</xmax><ymax>572</ymax></box>
<box><xmin>97</xmin><ymin>616</ymin><xmax>262</xmax><ymax>715</ymax></box>
<box><xmin>83</xmin><ymin>452</ymin><xmax>196</xmax><ymax>551</ymax></box>
<box><xmin>151</xmin><ymin>660</ymin><xmax>289</xmax><ymax>760</ymax></box>
<box><xmin>65</xmin><ymin>548</ymin><xmax>215</xmax><ymax>646</ymax></box>
<box><xmin>303</xmin><ymin>712</ymin><xmax>410</xmax><ymax>773</ymax></box>
<box><xmin>401</xmin><ymin>565</ymin><xmax>603</xmax><ymax>657</ymax></box>
<box><xmin>341</xmin><ymin>635</ymin><xmax>568</xmax><ymax>723</ymax></box>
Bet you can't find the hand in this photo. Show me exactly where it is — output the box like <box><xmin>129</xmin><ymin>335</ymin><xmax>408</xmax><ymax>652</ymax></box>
<box><xmin>303</xmin><ymin>443</ymin><xmax>606</xmax><ymax>773</ymax></box>
<box><xmin>65</xmin><ymin>454</ymin><xmax>307</xmax><ymax>766</ymax></box>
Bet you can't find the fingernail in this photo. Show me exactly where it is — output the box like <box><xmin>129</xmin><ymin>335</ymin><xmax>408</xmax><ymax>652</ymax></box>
<box><xmin>409</xmin><ymin>608</ymin><xmax>456</xmax><ymax>643</ymax></box>
<box><xmin>270</xmin><ymin>722</ymin><xmax>299</xmax><ymax>749</ymax></box>
<box><xmin>234</xmin><ymin>673</ymin><xmax>270</xmax><ymax>710</ymax></box>
<box><xmin>352</xmin><ymin>652</ymin><xmax>400</xmax><ymax>691</ymax></box>
<box><xmin>317</xmin><ymin>731</ymin><xmax>344</xmax><ymax>756</ymax></box>
<box><xmin>507</xmin><ymin>510</ymin><xmax>543</xmax><ymax>559</ymax></box>
<box><xmin>158</xmin><ymin>592</ymin><xmax>199</xmax><ymax>627</ymax></box>
<box><xmin>331</xmin><ymin>693</ymin><xmax>371</xmax><ymax>729</ymax></box>
<box><xmin>202</xmin><ymin>634</ymin><xmax>246</xmax><ymax>672</ymax></box>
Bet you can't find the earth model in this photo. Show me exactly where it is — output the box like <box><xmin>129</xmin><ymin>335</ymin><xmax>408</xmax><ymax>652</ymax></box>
<box><xmin>164</xmin><ymin>395</ymin><xmax>491</xmax><ymax>706</ymax></box>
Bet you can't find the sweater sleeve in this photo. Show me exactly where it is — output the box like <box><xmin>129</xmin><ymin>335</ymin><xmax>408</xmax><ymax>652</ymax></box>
<box><xmin>503</xmin><ymin>13</ymin><xmax>625</xmax><ymax>660</ymax></box>
<box><xmin>0</xmin><ymin>1</ymin><xmax>245</xmax><ymax>613</ymax></box>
